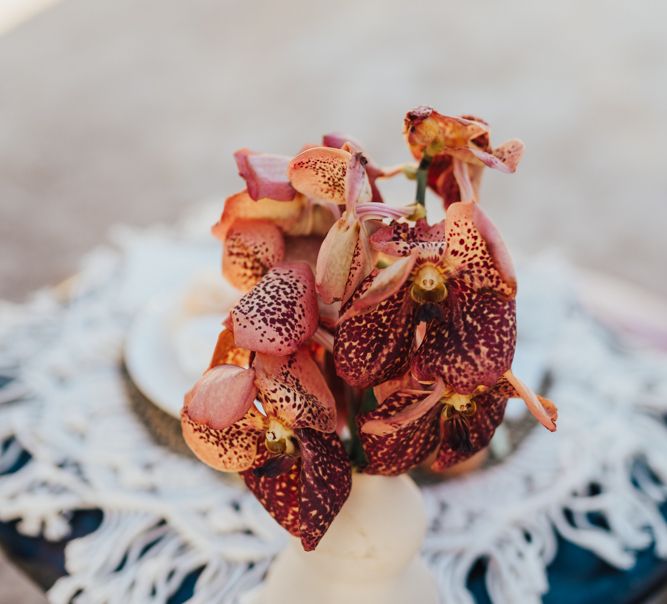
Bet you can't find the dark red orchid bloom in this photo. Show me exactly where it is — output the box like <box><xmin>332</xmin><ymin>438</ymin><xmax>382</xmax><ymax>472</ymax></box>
<box><xmin>181</xmin><ymin>347</ymin><xmax>351</xmax><ymax>550</ymax></box>
<box><xmin>358</xmin><ymin>372</ymin><xmax>557</xmax><ymax>475</ymax></box>
<box><xmin>334</xmin><ymin>200</ymin><xmax>516</xmax><ymax>392</ymax></box>
<box><xmin>405</xmin><ymin>107</ymin><xmax>524</xmax><ymax>208</ymax></box>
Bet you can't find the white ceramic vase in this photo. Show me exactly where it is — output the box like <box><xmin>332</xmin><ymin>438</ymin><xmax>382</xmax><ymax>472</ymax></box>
<box><xmin>257</xmin><ymin>472</ymin><xmax>438</xmax><ymax>604</ymax></box>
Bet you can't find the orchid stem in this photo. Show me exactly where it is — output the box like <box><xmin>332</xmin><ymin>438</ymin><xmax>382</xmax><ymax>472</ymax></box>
<box><xmin>415</xmin><ymin>155</ymin><xmax>432</xmax><ymax>207</ymax></box>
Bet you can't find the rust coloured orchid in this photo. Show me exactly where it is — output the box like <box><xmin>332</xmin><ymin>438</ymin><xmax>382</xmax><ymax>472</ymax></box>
<box><xmin>181</xmin><ymin>106</ymin><xmax>558</xmax><ymax>551</ymax></box>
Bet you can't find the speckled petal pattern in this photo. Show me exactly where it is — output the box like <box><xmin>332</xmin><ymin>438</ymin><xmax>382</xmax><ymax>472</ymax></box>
<box><xmin>358</xmin><ymin>391</ymin><xmax>442</xmax><ymax>475</ymax></box>
<box><xmin>288</xmin><ymin>147</ymin><xmax>354</xmax><ymax>205</ymax></box>
<box><xmin>231</xmin><ymin>262</ymin><xmax>319</xmax><ymax>355</ymax></box>
<box><xmin>334</xmin><ymin>276</ymin><xmax>417</xmax><ymax>388</ymax></box>
<box><xmin>223</xmin><ymin>219</ymin><xmax>285</xmax><ymax>291</ymax></box>
<box><xmin>253</xmin><ymin>349</ymin><xmax>337</xmax><ymax>432</ymax></box>
<box><xmin>295</xmin><ymin>427</ymin><xmax>352</xmax><ymax>550</ymax></box>
<box><xmin>412</xmin><ymin>284</ymin><xmax>516</xmax><ymax>391</ymax></box>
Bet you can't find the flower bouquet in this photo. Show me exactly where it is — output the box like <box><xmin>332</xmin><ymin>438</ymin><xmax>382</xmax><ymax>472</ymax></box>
<box><xmin>180</xmin><ymin>107</ymin><xmax>558</xmax><ymax>601</ymax></box>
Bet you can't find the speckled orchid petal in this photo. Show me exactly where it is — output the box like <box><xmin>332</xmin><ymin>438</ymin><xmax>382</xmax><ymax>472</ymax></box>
<box><xmin>370</xmin><ymin>219</ymin><xmax>446</xmax><ymax>258</ymax></box>
<box><xmin>504</xmin><ymin>370</ymin><xmax>558</xmax><ymax>431</ymax></box>
<box><xmin>231</xmin><ymin>262</ymin><xmax>319</xmax><ymax>356</ymax></box>
<box><xmin>223</xmin><ymin>219</ymin><xmax>285</xmax><ymax>291</ymax></box>
<box><xmin>469</xmin><ymin>139</ymin><xmax>525</xmax><ymax>174</ymax></box>
<box><xmin>412</xmin><ymin>285</ymin><xmax>517</xmax><ymax>391</ymax></box>
<box><xmin>234</xmin><ymin>149</ymin><xmax>296</xmax><ymax>201</ymax></box>
<box><xmin>432</xmin><ymin>381</ymin><xmax>510</xmax><ymax>472</ymax></box>
<box><xmin>242</xmin><ymin>428</ymin><xmax>351</xmax><ymax>551</ymax></box>
<box><xmin>242</xmin><ymin>448</ymin><xmax>301</xmax><ymax>537</ymax></box>
<box><xmin>288</xmin><ymin>147</ymin><xmax>371</xmax><ymax>205</ymax></box>
<box><xmin>362</xmin><ymin>380</ymin><xmax>447</xmax><ymax>436</ymax></box>
<box><xmin>212</xmin><ymin>191</ymin><xmax>305</xmax><ymax>240</ymax></box>
<box><xmin>338</xmin><ymin>253</ymin><xmax>417</xmax><ymax>323</ymax></box>
<box><xmin>295</xmin><ymin>428</ymin><xmax>352</xmax><ymax>550</ymax></box>
<box><xmin>334</xmin><ymin>275</ymin><xmax>417</xmax><ymax>388</ymax></box>
<box><xmin>322</xmin><ymin>133</ymin><xmax>385</xmax><ymax>202</ymax></box>
<box><xmin>358</xmin><ymin>388</ymin><xmax>443</xmax><ymax>476</ymax></box>
<box><xmin>253</xmin><ymin>349</ymin><xmax>336</xmax><ymax>432</ymax></box>
<box><xmin>181</xmin><ymin>365</ymin><xmax>264</xmax><ymax>472</ymax></box>
<box><xmin>208</xmin><ymin>328</ymin><xmax>251</xmax><ymax>369</ymax></box>
<box><xmin>445</xmin><ymin>201</ymin><xmax>517</xmax><ymax>296</ymax></box>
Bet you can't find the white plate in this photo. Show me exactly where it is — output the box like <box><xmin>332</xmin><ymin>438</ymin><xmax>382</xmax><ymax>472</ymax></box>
<box><xmin>125</xmin><ymin>261</ymin><xmax>241</xmax><ymax>418</ymax></box>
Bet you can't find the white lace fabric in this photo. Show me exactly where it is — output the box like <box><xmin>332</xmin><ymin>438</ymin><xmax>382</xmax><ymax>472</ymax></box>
<box><xmin>1</xmin><ymin>208</ymin><xmax>667</xmax><ymax>604</ymax></box>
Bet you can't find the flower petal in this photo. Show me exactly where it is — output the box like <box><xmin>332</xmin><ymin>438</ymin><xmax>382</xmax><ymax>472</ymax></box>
<box><xmin>334</xmin><ymin>275</ymin><xmax>417</xmax><ymax>388</ymax></box>
<box><xmin>370</xmin><ymin>219</ymin><xmax>446</xmax><ymax>258</ymax></box>
<box><xmin>208</xmin><ymin>328</ymin><xmax>252</xmax><ymax>369</ymax></box>
<box><xmin>412</xmin><ymin>284</ymin><xmax>517</xmax><ymax>391</ymax></box>
<box><xmin>432</xmin><ymin>383</ymin><xmax>509</xmax><ymax>471</ymax></box>
<box><xmin>445</xmin><ymin>200</ymin><xmax>517</xmax><ymax>296</ymax></box>
<box><xmin>212</xmin><ymin>191</ymin><xmax>305</xmax><ymax>240</ymax></box>
<box><xmin>223</xmin><ymin>219</ymin><xmax>285</xmax><ymax>291</ymax></box>
<box><xmin>503</xmin><ymin>370</ymin><xmax>558</xmax><ymax>431</ymax></box>
<box><xmin>253</xmin><ymin>349</ymin><xmax>337</xmax><ymax>432</ymax></box>
<box><xmin>185</xmin><ymin>365</ymin><xmax>258</xmax><ymax>429</ymax></box>
<box><xmin>242</xmin><ymin>428</ymin><xmax>351</xmax><ymax>551</ymax></box>
<box><xmin>468</xmin><ymin>139</ymin><xmax>525</xmax><ymax>174</ymax></box>
<box><xmin>234</xmin><ymin>149</ymin><xmax>296</xmax><ymax>201</ymax></box>
<box><xmin>338</xmin><ymin>253</ymin><xmax>417</xmax><ymax>323</ymax></box>
<box><xmin>181</xmin><ymin>365</ymin><xmax>264</xmax><ymax>472</ymax></box>
<box><xmin>242</xmin><ymin>448</ymin><xmax>301</xmax><ymax>537</ymax></box>
<box><xmin>294</xmin><ymin>427</ymin><xmax>352</xmax><ymax>550</ymax></box>
<box><xmin>361</xmin><ymin>380</ymin><xmax>447</xmax><ymax>435</ymax></box>
<box><xmin>289</xmin><ymin>147</ymin><xmax>371</xmax><ymax>205</ymax></box>
<box><xmin>358</xmin><ymin>389</ymin><xmax>443</xmax><ymax>475</ymax></box>
<box><xmin>231</xmin><ymin>262</ymin><xmax>319</xmax><ymax>355</ymax></box>
<box><xmin>315</xmin><ymin>214</ymin><xmax>360</xmax><ymax>304</ymax></box>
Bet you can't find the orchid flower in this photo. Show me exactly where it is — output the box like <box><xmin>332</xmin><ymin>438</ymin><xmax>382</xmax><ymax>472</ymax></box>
<box><xmin>334</xmin><ymin>200</ymin><xmax>516</xmax><ymax>391</ymax></box>
<box><xmin>181</xmin><ymin>348</ymin><xmax>351</xmax><ymax>550</ymax></box>
<box><xmin>358</xmin><ymin>373</ymin><xmax>557</xmax><ymax>475</ymax></box>
<box><xmin>404</xmin><ymin>106</ymin><xmax>525</xmax><ymax>208</ymax></box>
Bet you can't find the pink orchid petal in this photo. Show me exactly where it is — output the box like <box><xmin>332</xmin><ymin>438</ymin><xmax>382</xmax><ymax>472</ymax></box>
<box><xmin>223</xmin><ymin>219</ymin><xmax>285</xmax><ymax>291</ymax></box>
<box><xmin>503</xmin><ymin>370</ymin><xmax>558</xmax><ymax>432</ymax></box>
<box><xmin>468</xmin><ymin>139</ymin><xmax>525</xmax><ymax>174</ymax></box>
<box><xmin>338</xmin><ymin>253</ymin><xmax>417</xmax><ymax>323</ymax></box>
<box><xmin>358</xmin><ymin>389</ymin><xmax>443</xmax><ymax>475</ymax></box>
<box><xmin>361</xmin><ymin>379</ymin><xmax>447</xmax><ymax>436</ymax></box>
<box><xmin>234</xmin><ymin>149</ymin><xmax>296</xmax><ymax>201</ymax></box>
<box><xmin>344</xmin><ymin>152</ymin><xmax>370</xmax><ymax>210</ymax></box>
<box><xmin>253</xmin><ymin>349</ymin><xmax>337</xmax><ymax>432</ymax></box>
<box><xmin>231</xmin><ymin>262</ymin><xmax>319</xmax><ymax>356</ymax></box>
<box><xmin>334</xmin><ymin>275</ymin><xmax>417</xmax><ymax>388</ymax></box>
<box><xmin>370</xmin><ymin>219</ymin><xmax>446</xmax><ymax>257</ymax></box>
<box><xmin>184</xmin><ymin>365</ymin><xmax>257</xmax><ymax>429</ymax></box>
<box><xmin>445</xmin><ymin>200</ymin><xmax>517</xmax><ymax>296</ymax></box>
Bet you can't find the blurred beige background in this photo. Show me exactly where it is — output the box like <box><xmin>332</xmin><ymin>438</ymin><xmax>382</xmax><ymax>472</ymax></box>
<box><xmin>0</xmin><ymin>0</ymin><xmax>666</xmax><ymax>301</ymax></box>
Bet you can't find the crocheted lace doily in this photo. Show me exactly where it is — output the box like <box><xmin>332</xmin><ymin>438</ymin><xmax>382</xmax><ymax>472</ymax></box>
<box><xmin>1</xmin><ymin>205</ymin><xmax>666</xmax><ymax>604</ymax></box>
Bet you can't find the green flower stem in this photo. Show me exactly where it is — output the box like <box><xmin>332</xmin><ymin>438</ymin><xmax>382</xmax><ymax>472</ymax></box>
<box><xmin>415</xmin><ymin>155</ymin><xmax>432</xmax><ymax>207</ymax></box>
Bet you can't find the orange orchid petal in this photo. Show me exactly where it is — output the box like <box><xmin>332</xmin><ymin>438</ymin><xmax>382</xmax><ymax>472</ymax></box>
<box><xmin>503</xmin><ymin>370</ymin><xmax>558</xmax><ymax>432</ymax></box>
<box><xmin>315</xmin><ymin>214</ymin><xmax>360</xmax><ymax>304</ymax></box>
<box><xmin>212</xmin><ymin>191</ymin><xmax>305</xmax><ymax>240</ymax></box>
<box><xmin>208</xmin><ymin>329</ymin><xmax>251</xmax><ymax>369</ymax></box>
<box><xmin>288</xmin><ymin>147</ymin><xmax>371</xmax><ymax>205</ymax></box>
<box><xmin>231</xmin><ymin>262</ymin><xmax>319</xmax><ymax>356</ymax></box>
<box><xmin>223</xmin><ymin>219</ymin><xmax>285</xmax><ymax>291</ymax></box>
<box><xmin>254</xmin><ymin>349</ymin><xmax>337</xmax><ymax>433</ymax></box>
<box><xmin>181</xmin><ymin>365</ymin><xmax>264</xmax><ymax>472</ymax></box>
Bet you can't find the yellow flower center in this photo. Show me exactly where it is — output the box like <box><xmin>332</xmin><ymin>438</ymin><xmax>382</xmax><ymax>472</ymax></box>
<box><xmin>264</xmin><ymin>419</ymin><xmax>297</xmax><ymax>455</ymax></box>
<box><xmin>441</xmin><ymin>393</ymin><xmax>477</xmax><ymax>420</ymax></box>
<box><xmin>410</xmin><ymin>264</ymin><xmax>448</xmax><ymax>304</ymax></box>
